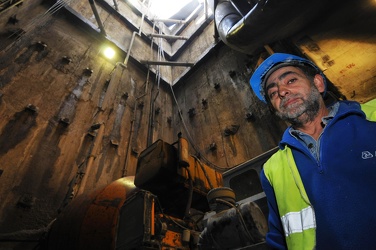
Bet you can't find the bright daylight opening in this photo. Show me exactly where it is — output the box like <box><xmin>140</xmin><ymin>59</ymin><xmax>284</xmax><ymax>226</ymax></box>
<box><xmin>149</xmin><ymin>0</ymin><xmax>197</xmax><ymax>19</ymax></box>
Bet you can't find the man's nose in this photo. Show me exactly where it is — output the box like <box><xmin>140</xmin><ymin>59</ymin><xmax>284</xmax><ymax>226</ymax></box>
<box><xmin>278</xmin><ymin>84</ymin><xmax>290</xmax><ymax>98</ymax></box>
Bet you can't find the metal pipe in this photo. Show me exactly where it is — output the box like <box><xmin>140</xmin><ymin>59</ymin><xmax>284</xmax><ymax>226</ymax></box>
<box><xmin>152</xmin><ymin>18</ymin><xmax>187</xmax><ymax>24</ymax></box>
<box><xmin>124</xmin><ymin>32</ymin><xmax>137</xmax><ymax>65</ymax></box>
<box><xmin>140</xmin><ymin>60</ymin><xmax>194</xmax><ymax>67</ymax></box>
<box><xmin>124</xmin><ymin>3</ymin><xmax>147</xmax><ymax>65</ymax></box>
<box><xmin>112</xmin><ymin>0</ymin><xmax>118</xmax><ymax>11</ymax></box>
<box><xmin>204</xmin><ymin>0</ymin><xmax>208</xmax><ymax>20</ymax></box>
<box><xmin>215</xmin><ymin>0</ymin><xmax>338</xmax><ymax>54</ymax></box>
<box><xmin>147</xmin><ymin>33</ymin><xmax>189</xmax><ymax>40</ymax></box>
<box><xmin>88</xmin><ymin>0</ymin><xmax>107</xmax><ymax>36</ymax></box>
<box><xmin>0</xmin><ymin>0</ymin><xmax>20</xmax><ymax>8</ymax></box>
<box><xmin>0</xmin><ymin>0</ymin><xmax>23</xmax><ymax>14</ymax></box>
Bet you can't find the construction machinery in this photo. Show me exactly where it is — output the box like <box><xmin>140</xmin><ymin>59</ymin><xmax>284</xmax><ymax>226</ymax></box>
<box><xmin>45</xmin><ymin>137</ymin><xmax>274</xmax><ymax>249</ymax></box>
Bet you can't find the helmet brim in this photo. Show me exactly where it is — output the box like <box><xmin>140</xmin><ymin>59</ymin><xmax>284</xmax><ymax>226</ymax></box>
<box><xmin>250</xmin><ymin>53</ymin><xmax>326</xmax><ymax>103</ymax></box>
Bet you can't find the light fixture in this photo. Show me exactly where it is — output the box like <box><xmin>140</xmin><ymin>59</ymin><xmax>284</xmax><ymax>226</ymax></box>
<box><xmin>103</xmin><ymin>47</ymin><xmax>115</xmax><ymax>59</ymax></box>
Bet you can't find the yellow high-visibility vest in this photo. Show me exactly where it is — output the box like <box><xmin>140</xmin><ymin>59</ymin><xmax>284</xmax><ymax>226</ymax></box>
<box><xmin>263</xmin><ymin>99</ymin><xmax>376</xmax><ymax>250</ymax></box>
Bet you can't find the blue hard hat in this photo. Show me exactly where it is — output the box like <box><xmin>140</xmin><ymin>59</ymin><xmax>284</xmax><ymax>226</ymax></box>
<box><xmin>249</xmin><ymin>53</ymin><xmax>326</xmax><ymax>103</ymax></box>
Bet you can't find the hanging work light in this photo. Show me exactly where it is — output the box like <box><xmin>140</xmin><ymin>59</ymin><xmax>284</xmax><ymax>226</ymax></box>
<box><xmin>103</xmin><ymin>47</ymin><xmax>115</xmax><ymax>59</ymax></box>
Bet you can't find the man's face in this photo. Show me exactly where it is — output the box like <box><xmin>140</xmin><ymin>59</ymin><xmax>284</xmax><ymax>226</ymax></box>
<box><xmin>264</xmin><ymin>66</ymin><xmax>324</xmax><ymax>126</ymax></box>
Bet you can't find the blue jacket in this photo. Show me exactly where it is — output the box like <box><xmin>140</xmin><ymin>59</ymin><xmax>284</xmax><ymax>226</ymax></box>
<box><xmin>260</xmin><ymin>100</ymin><xmax>376</xmax><ymax>249</ymax></box>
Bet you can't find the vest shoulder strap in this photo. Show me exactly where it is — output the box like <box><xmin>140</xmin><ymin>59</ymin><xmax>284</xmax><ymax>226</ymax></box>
<box><xmin>361</xmin><ymin>98</ymin><xmax>376</xmax><ymax>121</ymax></box>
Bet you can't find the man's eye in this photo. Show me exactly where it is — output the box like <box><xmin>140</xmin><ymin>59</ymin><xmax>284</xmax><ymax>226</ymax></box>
<box><xmin>287</xmin><ymin>78</ymin><xmax>297</xmax><ymax>84</ymax></box>
<box><xmin>269</xmin><ymin>91</ymin><xmax>277</xmax><ymax>99</ymax></box>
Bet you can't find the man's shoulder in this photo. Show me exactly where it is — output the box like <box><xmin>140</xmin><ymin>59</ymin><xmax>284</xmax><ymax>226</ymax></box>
<box><xmin>334</xmin><ymin>100</ymin><xmax>363</xmax><ymax>117</ymax></box>
<box><xmin>337</xmin><ymin>99</ymin><xmax>376</xmax><ymax>121</ymax></box>
<box><xmin>360</xmin><ymin>98</ymin><xmax>376</xmax><ymax>121</ymax></box>
<box><xmin>337</xmin><ymin>100</ymin><xmax>361</xmax><ymax>108</ymax></box>
<box><xmin>264</xmin><ymin>146</ymin><xmax>289</xmax><ymax>170</ymax></box>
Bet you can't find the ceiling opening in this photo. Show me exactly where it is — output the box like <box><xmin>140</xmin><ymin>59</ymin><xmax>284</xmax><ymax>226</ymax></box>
<box><xmin>149</xmin><ymin>0</ymin><xmax>199</xmax><ymax>19</ymax></box>
<box><xmin>126</xmin><ymin>0</ymin><xmax>205</xmax><ymax>30</ymax></box>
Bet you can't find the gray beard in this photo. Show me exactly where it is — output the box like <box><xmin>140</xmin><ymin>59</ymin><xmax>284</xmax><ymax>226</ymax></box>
<box><xmin>275</xmin><ymin>86</ymin><xmax>321</xmax><ymax>128</ymax></box>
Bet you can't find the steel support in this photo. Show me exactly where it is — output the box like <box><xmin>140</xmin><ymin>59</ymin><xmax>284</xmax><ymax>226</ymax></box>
<box><xmin>152</xmin><ymin>18</ymin><xmax>187</xmax><ymax>24</ymax></box>
<box><xmin>0</xmin><ymin>0</ymin><xmax>23</xmax><ymax>14</ymax></box>
<box><xmin>147</xmin><ymin>33</ymin><xmax>189</xmax><ymax>40</ymax></box>
<box><xmin>112</xmin><ymin>0</ymin><xmax>118</xmax><ymax>10</ymax></box>
<box><xmin>140</xmin><ymin>60</ymin><xmax>194</xmax><ymax>67</ymax></box>
<box><xmin>88</xmin><ymin>0</ymin><xmax>107</xmax><ymax>36</ymax></box>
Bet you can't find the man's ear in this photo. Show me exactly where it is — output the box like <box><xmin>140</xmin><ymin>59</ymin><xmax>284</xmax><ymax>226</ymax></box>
<box><xmin>313</xmin><ymin>74</ymin><xmax>326</xmax><ymax>93</ymax></box>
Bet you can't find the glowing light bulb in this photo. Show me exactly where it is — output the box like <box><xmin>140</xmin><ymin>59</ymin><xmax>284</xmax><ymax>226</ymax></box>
<box><xmin>103</xmin><ymin>47</ymin><xmax>115</xmax><ymax>59</ymax></box>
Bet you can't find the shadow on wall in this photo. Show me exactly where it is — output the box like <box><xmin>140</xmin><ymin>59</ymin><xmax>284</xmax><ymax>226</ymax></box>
<box><xmin>0</xmin><ymin>105</ymin><xmax>38</xmax><ymax>156</ymax></box>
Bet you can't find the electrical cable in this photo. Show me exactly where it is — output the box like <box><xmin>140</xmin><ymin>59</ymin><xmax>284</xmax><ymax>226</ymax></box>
<box><xmin>149</xmin><ymin>18</ymin><xmax>227</xmax><ymax>172</ymax></box>
<box><xmin>169</xmin><ymin>82</ymin><xmax>228</xmax><ymax>172</ymax></box>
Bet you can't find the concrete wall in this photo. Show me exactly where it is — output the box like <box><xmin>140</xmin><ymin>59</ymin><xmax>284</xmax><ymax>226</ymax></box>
<box><xmin>172</xmin><ymin>45</ymin><xmax>286</xmax><ymax>170</ymax></box>
<box><xmin>0</xmin><ymin>2</ymin><xmax>173</xmax><ymax>247</ymax></box>
<box><xmin>293</xmin><ymin>0</ymin><xmax>376</xmax><ymax>103</ymax></box>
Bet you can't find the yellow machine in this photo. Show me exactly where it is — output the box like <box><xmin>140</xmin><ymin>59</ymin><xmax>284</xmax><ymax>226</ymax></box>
<box><xmin>45</xmin><ymin>137</ymin><xmax>268</xmax><ymax>249</ymax></box>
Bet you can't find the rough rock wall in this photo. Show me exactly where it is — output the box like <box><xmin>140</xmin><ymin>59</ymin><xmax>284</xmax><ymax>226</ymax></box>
<box><xmin>0</xmin><ymin>1</ymin><xmax>173</xmax><ymax>244</ymax></box>
<box><xmin>171</xmin><ymin>45</ymin><xmax>286</xmax><ymax>171</ymax></box>
<box><xmin>293</xmin><ymin>0</ymin><xmax>376</xmax><ymax>103</ymax></box>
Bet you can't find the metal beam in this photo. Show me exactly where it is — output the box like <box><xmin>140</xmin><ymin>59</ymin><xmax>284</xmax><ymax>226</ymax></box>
<box><xmin>0</xmin><ymin>0</ymin><xmax>23</xmax><ymax>14</ymax></box>
<box><xmin>152</xmin><ymin>18</ymin><xmax>187</xmax><ymax>24</ymax></box>
<box><xmin>88</xmin><ymin>0</ymin><xmax>107</xmax><ymax>36</ymax></box>
<box><xmin>140</xmin><ymin>60</ymin><xmax>194</xmax><ymax>67</ymax></box>
<box><xmin>112</xmin><ymin>0</ymin><xmax>118</xmax><ymax>11</ymax></box>
<box><xmin>147</xmin><ymin>33</ymin><xmax>189</xmax><ymax>40</ymax></box>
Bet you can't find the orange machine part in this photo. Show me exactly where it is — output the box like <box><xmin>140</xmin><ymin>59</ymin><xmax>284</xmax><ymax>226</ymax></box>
<box><xmin>161</xmin><ymin>230</ymin><xmax>183</xmax><ymax>249</ymax></box>
<box><xmin>47</xmin><ymin>176</ymin><xmax>138</xmax><ymax>250</ymax></box>
<box><xmin>178</xmin><ymin>156</ymin><xmax>223</xmax><ymax>194</ymax></box>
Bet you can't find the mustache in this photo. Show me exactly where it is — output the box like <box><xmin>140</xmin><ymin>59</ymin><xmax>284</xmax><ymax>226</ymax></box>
<box><xmin>279</xmin><ymin>94</ymin><xmax>302</xmax><ymax>109</ymax></box>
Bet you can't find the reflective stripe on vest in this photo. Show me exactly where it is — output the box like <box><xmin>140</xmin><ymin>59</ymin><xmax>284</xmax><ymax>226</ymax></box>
<box><xmin>263</xmin><ymin>100</ymin><xmax>376</xmax><ymax>249</ymax></box>
<box><xmin>264</xmin><ymin>147</ymin><xmax>316</xmax><ymax>249</ymax></box>
<box><xmin>281</xmin><ymin>206</ymin><xmax>316</xmax><ymax>237</ymax></box>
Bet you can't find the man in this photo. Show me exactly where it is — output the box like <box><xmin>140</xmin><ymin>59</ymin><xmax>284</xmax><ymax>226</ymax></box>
<box><xmin>249</xmin><ymin>53</ymin><xmax>376</xmax><ymax>249</ymax></box>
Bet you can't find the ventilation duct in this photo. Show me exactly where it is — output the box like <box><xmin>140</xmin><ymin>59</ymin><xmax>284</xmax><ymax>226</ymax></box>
<box><xmin>214</xmin><ymin>0</ymin><xmax>339</xmax><ymax>54</ymax></box>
